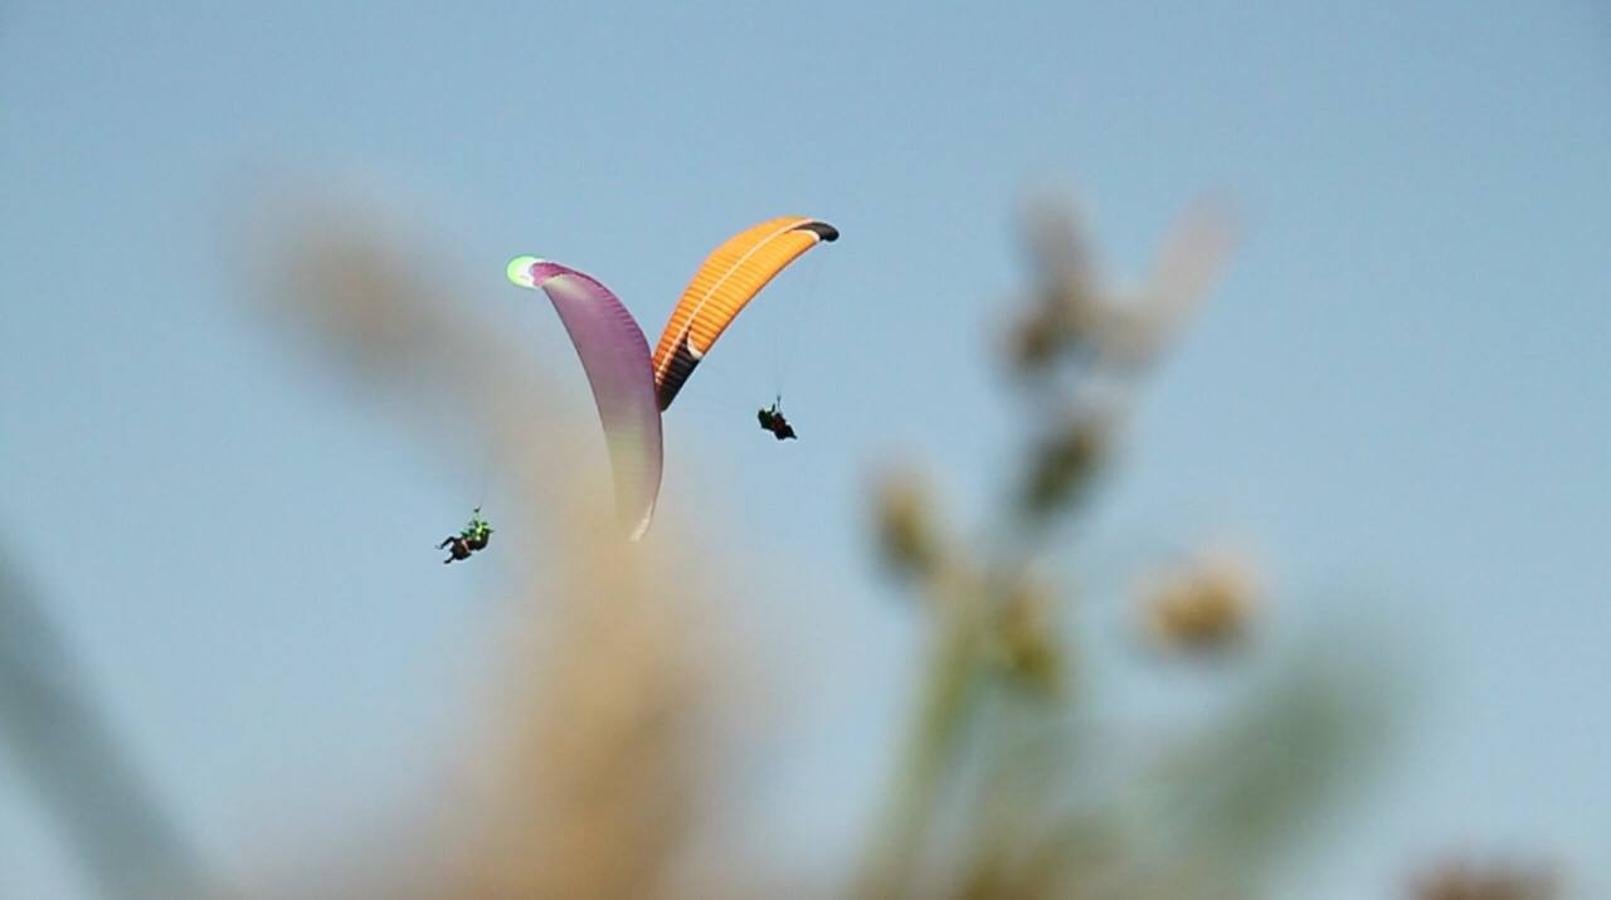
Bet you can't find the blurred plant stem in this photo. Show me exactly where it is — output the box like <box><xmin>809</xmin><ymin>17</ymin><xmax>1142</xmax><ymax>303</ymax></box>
<box><xmin>0</xmin><ymin>546</ymin><xmax>215</xmax><ymax>900</ymax></box>
<box><xmin>861</xmin><ymin>568</ymin><xmax>990</xmax><ymax>898</ymax></box>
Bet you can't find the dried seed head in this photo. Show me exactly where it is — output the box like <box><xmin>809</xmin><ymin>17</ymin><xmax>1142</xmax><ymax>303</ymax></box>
<box><xmin>1139</xmin><ymin>548</ymin><xmax>1260</xmax><ymax>655</ymax></box>
<box><xmin>872</xmin><ymin>469</ymin><xmax>945</xmax><ymax>582</ymax></box>
<box><xmin>1018</xmin><ymin>195</ymin><xmax>1096</xmax><ymax>296</ymax></box>
<box><xmin>990</xmin><ymin>576</ymin><xmax>1065</xmax><ymax>694</ymax></box>
<box><xmin>1007</xmin><ymin>306</ymin><xmax>1069</xmax><ymax>372</ymax></box>
<box><xmin>1021</xmin><ymin>414</ymin><xmax>1111</xmax><ymax>519</ymax></box>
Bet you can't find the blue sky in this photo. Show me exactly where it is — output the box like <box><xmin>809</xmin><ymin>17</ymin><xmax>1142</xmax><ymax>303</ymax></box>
<box><xmin>2</xmin><ymin>1</ymin><xmax>1608</xmax><ymax>896</ymax></box>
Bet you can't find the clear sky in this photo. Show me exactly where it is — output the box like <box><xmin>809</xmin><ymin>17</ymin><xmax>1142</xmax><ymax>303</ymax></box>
<box><xmin>2</xmin><ymin>1</ymin><xmax>1608</xmax><ymax>896</ymax></box>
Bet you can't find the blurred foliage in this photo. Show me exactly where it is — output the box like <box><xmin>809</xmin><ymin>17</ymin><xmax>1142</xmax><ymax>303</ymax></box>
<box><xmin>0</xmin><ymin>189</ymin><xmax>1566</xmax><ymax>899</ymax></box>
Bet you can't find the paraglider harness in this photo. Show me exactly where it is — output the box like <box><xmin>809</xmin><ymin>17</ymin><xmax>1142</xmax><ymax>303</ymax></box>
<box><xmin>439</xmin><ymin>507</ymin><xmax>493</xmax><ymax>564</ymax></box>
<box><xmin>757</xmin><ymin>399</ymin><xmax>797</xmax><ymax>441</ymax></box>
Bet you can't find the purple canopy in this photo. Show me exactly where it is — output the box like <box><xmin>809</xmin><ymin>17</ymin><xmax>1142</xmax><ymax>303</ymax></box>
<box><xmin>508</xmin><ymin>257</ymin><xmax>663</xmax><ymax>540</ymax></box>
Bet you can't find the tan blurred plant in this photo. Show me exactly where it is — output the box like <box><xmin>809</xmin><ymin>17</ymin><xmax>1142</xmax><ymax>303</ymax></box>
<box><xmin>873</xmin><ymin>468</ymin><xmax>948</xmax><ymax>585</ymax></box>
<box><xmin>238</xmin><ymin>194</ymin><xmax>750</xmax><ymax>900</ymax></box>
<box><xmin>1136</xmin><ymin>548</ymin><xmax>1260</xmax><ymax>655</ymax></box>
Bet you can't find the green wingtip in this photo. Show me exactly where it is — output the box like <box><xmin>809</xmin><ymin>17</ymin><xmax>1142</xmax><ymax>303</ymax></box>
<box><xmin>506</xmin><ymin>255</ymin><xmax>544</xmax><ymax>288</ymax></box>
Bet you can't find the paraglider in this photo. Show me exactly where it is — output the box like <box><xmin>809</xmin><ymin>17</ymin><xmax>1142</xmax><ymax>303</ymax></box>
<box><xmin>502</xmin><ymin>215</ymin><xmax>836</xmax><ymax>541</ymax></box>
<box><xmin>439</xmin><ymin>507</ymin><xmax>493</xmax><ymax>564</ymax></box>
<box><xmin>757</xmin><ymin>398</ymin><xmax>797</xmax><ymax>441</ymax></box>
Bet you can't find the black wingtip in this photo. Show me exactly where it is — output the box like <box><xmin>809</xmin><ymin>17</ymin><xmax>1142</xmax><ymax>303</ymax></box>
<box><xmin>657</xmin><ymin>336</ymin><xmax>701</xmax><ymax>411</ymax></box>
<box><xmin>798</xmin><ymin>221</ymin><xmax>839</xmax><ymax>242</ymax></box>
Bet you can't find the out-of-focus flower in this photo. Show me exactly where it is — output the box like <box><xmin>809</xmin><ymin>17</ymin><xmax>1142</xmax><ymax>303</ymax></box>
<box><xmin>873</xmin><ymin>469</ymin><xmax>946</xmax><ymax>582</ymax></box>
<box><xmin>1410</xmin><ymin>858</ymin><xmax>1561</xmax><ymax>900</ymax></box>
<box><xmin>1138</xmin><ymin>548</ymin><xmax>1260</xmax><ymax>654</ymax></box>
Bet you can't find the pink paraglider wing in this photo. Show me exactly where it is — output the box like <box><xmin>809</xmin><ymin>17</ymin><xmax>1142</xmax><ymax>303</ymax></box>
<box><xmin>516</xmin><ymin>259</ymin><xmax>663</xmax><ymax>539</ymax></box>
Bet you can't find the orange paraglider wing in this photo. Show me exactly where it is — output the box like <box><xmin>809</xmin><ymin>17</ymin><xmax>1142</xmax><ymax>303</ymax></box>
<box><xmin>650</xmin><ymin>216</ymin><xmax>837</xmax><ymax>410</ymax></box>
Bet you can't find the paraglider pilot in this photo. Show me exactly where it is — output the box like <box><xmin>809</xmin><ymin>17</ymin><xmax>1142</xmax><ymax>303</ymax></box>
<box><xmin>758</xmin><ymin>400</ymin><xmax>797</xmax><ymax>441</ymax></box>
<box><xmin>439</xmin><ymin>507</ymin><xmax>493</xmax><ymax>564</ymax></box>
